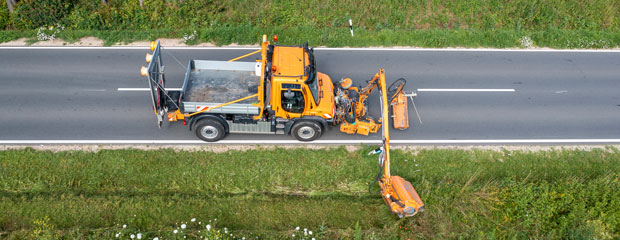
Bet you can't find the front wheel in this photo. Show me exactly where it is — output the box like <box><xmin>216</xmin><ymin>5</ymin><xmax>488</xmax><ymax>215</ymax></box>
<box><xmin>195</xmin><ymin>119</ymin><xmax>226</xmax><ymax>142</ymax></box>
<box><xmin>291</xmin><ymin>121</ymin><xmax>322</xmax><ymax>142</ymax></box>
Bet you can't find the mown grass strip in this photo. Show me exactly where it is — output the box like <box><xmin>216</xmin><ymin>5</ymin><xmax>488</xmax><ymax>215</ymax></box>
<box><xmin>1</xmin><ymin>147</ymin><xmax>619</xmax><ymax>239</ymax></box>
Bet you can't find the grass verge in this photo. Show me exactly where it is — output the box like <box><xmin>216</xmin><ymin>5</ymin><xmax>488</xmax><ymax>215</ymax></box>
<box><xmin>2</xmin><ymin>28</ymin><xmax>620</xmax><ymax>48</ymax></box>
<box><xmin>1</xmin><ymin>146</ymin><xmax>619</xmax><ymax>239</ymax></box>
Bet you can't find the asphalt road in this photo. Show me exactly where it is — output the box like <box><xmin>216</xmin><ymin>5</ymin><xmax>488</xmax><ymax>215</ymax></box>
<box><xmin>1</xmin><ymin>47</ymin><xmax>619</xmax><ymax>144</ymax></box>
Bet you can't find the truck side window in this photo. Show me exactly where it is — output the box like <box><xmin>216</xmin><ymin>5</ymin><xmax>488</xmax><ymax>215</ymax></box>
<box><xmin>281</xmin><ymin>89</ymin><xmax>304</xmax><ymax>113</ymax></box>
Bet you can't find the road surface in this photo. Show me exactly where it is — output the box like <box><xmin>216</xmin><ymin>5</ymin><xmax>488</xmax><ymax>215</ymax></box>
<box><xmin>1</xmin><ymin>47</ymin><xmax>619</xmax><ymax>144</ymax></box>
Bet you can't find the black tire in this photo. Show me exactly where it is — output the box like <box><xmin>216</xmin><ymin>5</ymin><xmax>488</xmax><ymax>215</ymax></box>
<box><xmin>195</xmin><ymin>119</ymin><xmax>226</xmax><ymax>142</ymax></box>
<box><xmin>388</xmin><ymin>78</ymin><xmax>406</xmax><ymax>101</ymax></box>
<box><xmin>291</xmin><ymin>121</ymin><xmax>322</xmax><ymax>142</ymax></box>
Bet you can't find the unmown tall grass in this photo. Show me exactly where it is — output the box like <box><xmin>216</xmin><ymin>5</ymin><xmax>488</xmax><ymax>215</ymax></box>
<box><xmin>1</xmin><ymin>0</ymin><xmax>619</xmax><ymax>48</ymax></box>
<box><xmin>1</xmin><ymin>147</ymin><xmax>619</xmax><ymax>239</ymax></box>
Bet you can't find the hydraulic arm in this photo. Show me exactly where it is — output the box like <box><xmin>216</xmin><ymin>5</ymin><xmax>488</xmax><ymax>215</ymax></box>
<box><xmin>369</xmin><ymin>69</ymin><xmax>424</xmax><ymax>218</ymax></box>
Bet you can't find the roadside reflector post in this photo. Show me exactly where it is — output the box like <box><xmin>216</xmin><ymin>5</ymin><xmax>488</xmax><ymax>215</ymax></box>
<box><xmin>349</xmin><ymin>19</ymin><xmax>354</xmax><ymax>36</ymax></box>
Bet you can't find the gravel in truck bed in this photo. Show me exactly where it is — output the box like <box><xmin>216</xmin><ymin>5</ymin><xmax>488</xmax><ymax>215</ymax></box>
<box><xmin>184</xmin><ymin>68</ymin><xmax>260</xmax><ymax>104</ymax></box>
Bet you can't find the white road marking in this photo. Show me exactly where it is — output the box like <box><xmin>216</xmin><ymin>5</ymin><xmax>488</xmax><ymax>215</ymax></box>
<box><xmin>2</xmin><ymin>46</ymin><xmax>620</xmax><ymax>53</ymax></box>
<box><xmin>417</xmin><ymin>88</ymin><xmax>515</xmax><ymax>92</ymax></box>
<box><xmin>81</xmin><ymin>89</ymin><xmax>106</xmax><ymax>92</ymax></box>
<box><xmin>118</xmin><ymin>88</ymin><xmax>182</xmax><ymax>91</ymax></box>
<box><xmin>2</xmin><ymin>139</ymin><xmax>620</xmax><ymax>144</ymax></box>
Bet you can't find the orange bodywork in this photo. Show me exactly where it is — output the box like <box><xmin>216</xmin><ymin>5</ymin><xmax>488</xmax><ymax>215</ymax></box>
<box><xmin>270</xmin><ymin>46</ymin><xmax>334</xmax><ymax>120</ymax></box>
<box><xmin>335</xmin><ymin>73</ymin><xmax>385</xmax><ymax>135</ymax></box>
<box><xmin>271</xmin><ymin>46</ymin><xmax>306</xmax><ymax>77</ymax></box>
<box><xmin>167</xmin><ymin>38</ymin><xmax>335</xmax><ymax>123</ymax></box>
<box><xmin>339</xmin><ymin>119</ymin><xmax>380</xmax><ymax>135</ymax></box>
<box><xmin>379</xmin><ymin>175</ymin><xmax>424</xmax><ymax>217</ymax></box>
<box><xmin>391</xmin><ymin>92</ymin><xmax>409</xmax><ymax>130</ymax></box>
<box><xmin>375</xmin><ymin>69</ymin><xmax>424</xmax><ymax>218</ymax></box>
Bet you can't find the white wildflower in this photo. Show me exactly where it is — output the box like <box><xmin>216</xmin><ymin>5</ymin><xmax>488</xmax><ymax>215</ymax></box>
<box><xmin>153</xmin><ymin>238</ymin><xmax>159</xmax><ymax>240</ymax></box>
<box><xmin>191</xmin><ymin>218</ymin><xmax>196</xmax><ymax>222</ymax></box>
<box><xmin>292</xmin><ymin>233</ymin><xmax>295</xmax><ymax>237</ymax></box>
<box><xmin>183</xmin><ymin>30</ymin><xmax>198</xmax><ymax>44</ymax></box>
<box><xmin>295</xmin><ymin>226</ymin><xmax>300</xmax><ymax>230</ymax></box>
<box><xmin>173</xmin><ymin>229</ymin><xmax>178</xmax><ymax>234</ymax></box>
<box><xmin>181</xmin><ymin>224</ymin><xmax>187</xmax><ymax>229</ymax></box>
<box><xmin>115</xmin><ymin>233</ymin><xmax>120</xmax><ymax>238</ymax></box>
<box><xmin>309</xmin><ymin>231</ymin><xmax>313</xmax><ymax>235</ymax></box>
<box><xmin>137</xmin><ymin>233</ymin><xmax>142</xmax><ymax>239</ymax></box>
<box><xmin>123</xmin><ymin>224</ymin><xmax>127</xmax><ymax>229</ymax></box>
<box><xmin>519</xmin><ymin>36</ymin><xmax>533</xmax><ymax>48</ymax></box>
<box><xmin>206</xmin><ymin>224</ymin><xmax>211</xmax><ymax>231</ymax></box>
<box><xmin>130</xmin><ymin>234</ymin><xmax>135</xmax><ymax>239</ymax></box>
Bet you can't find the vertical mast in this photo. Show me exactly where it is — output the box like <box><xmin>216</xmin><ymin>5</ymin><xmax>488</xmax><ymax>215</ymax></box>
<box><xmin>378</xmin><ymin>69</ymin><xmax>391</xmax><ymax>180</ymax></box>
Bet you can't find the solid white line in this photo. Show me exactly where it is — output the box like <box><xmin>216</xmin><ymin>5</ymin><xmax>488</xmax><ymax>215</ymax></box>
<box><xmin>314</xmin><ymin>48</ymin><xmax>620</xmax><ymax>53</ymax></box>
<box><xmin>2</xmin><ymin>46</ymin><xmax>620</xmax><ymax>53</ymax></box>
<box><xmin>2</xmin><ymin>139</ymin><xmax>620</xmax><ymax>144</ymax></box>
<box><xmin>417</xmin><ymin>88</ymin><xmax>515</xmax><ymax>92</ymax></box>
<box><xmin>118</xmin><ymin>88</ymin><xmax>182</xmax><ymax>91</ymax></box>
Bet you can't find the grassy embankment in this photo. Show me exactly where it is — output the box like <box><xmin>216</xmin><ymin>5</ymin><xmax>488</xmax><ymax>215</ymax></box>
<box><xmin>1</xmin><ymin>0</ymin><xmax>619</xmax><ymax>48</ymax></box>
<box><xmin>1</xmin><ymin>146</ymin><xmax>619</xmax><ymax>239</ymax></box>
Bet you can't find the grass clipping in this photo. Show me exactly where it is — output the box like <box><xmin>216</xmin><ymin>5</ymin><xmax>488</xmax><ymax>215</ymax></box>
<box><xmin>1</xmin><ymin>146</ymin><xmax>619</xmax><ymax>239</ymax></box>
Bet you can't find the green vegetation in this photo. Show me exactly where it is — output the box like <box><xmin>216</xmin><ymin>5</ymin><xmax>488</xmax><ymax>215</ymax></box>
<box><xmin>0</xmin><ymin>0</ymin><xmax>619</xmax><ymax>48</ymax></box>
<box><xmin>1</xmin><ymin>147</ymin><xmax>619</xmax><ymax>239</ymax></box>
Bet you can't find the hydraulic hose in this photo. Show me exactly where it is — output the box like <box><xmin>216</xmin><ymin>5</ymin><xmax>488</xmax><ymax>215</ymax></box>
<box><xmin>345</xmin><ymin>102</ymin><xmax>357</xmax><ymax>123</ymax></box>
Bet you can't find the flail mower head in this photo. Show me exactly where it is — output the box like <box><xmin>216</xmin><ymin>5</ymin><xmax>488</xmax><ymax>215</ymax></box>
<box><xmin>370</xmin><ymin>69</ymin><xmax>424</xmax><ymax>218</ymax></box>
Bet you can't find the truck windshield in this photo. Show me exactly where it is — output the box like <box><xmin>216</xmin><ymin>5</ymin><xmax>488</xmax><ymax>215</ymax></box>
<box><xmin>305</xmin><ymin>49</ymin><xmax>320</xmax><ymax>105</ymax></box>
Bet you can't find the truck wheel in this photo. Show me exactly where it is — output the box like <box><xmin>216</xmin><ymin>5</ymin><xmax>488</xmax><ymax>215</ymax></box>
<box><xmin>195</xmin><ymin>119</ymin><xmax>226</xmax><ymax>142</ymax></box>
<box><xmin>291</xmin><ymin>121</ymin><xmax>322</xmax><ymax>141</ymax></box>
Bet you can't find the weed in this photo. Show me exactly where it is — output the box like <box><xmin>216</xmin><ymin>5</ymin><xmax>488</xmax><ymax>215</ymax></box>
<box><xmin>2</xmin><ymin>1</ymin><xmax>620</xmax><ymax>48</ymax></box>
<box><xmin>0</xmin><ymin>147</ymin><xmax>619</xmax><ymax>239</ymax></box>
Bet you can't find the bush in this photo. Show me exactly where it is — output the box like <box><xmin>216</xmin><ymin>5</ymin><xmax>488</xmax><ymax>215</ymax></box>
<box><xmin>65</xmin><ymin>0</ymin><xmax>218</xmax><ymax>30</ymax></box>
<box><xmin>0</xmin><ymin>0</ymin><xmax>10</xmax><ymax>30</ymax></box>
<box><xmin>12</xmin><ymin>0</ymin><xmax>77</xmax><ymax>29</ymax></box>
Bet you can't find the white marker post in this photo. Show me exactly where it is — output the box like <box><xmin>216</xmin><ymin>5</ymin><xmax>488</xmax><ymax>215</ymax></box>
<box><xmin>349</xmin><ymin>19</ymin><xmax>354</xmax><ymax>36</ymax></box>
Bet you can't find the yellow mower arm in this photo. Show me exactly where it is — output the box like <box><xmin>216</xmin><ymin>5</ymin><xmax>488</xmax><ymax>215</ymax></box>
<box><xmin>375</xmin><ymin>69</ymin><xmax>424</xmax><ymax>218</ymax></box>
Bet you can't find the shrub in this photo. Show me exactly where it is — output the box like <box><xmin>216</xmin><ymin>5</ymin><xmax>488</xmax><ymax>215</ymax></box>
<box><xmin>12</xmin><ymin>0</ymin><xmax>77</xmax><ymax>29</ymax></box>
<box><xmin>0</xmin><ymin>0</ymin><xmax>10</xmax><ymax>30</ymax></box>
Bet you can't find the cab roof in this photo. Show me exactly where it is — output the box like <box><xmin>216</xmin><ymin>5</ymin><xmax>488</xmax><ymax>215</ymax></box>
<box><xmin>271</xmin><ymin>46</ymin><xmax>309</xmax><ymax>79</ymax></box>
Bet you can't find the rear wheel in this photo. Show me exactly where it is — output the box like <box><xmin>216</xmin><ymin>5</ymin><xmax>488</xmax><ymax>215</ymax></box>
<box><xmin>291</xmin><ymin>121</ymin><xmax>322</xmax><ymax>141</ymax></box>
<box><xmin>195</xmin><ymin>119</ymin><xmax>226</xmax><ymax>142</ymax></box>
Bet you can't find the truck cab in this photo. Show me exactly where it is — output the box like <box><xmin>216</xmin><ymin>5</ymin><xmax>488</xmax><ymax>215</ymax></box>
<box><xmin>268</xmin><ymin>44</ymin><xmax>334</xmax><ymax>122</ymax></box>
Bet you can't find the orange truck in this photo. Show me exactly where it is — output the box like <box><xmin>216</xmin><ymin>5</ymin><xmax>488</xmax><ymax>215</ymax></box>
<box><xmin>140</xmin><ymin>35</ymin><xmax>412</xmax><ymax>142</ymax></box>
